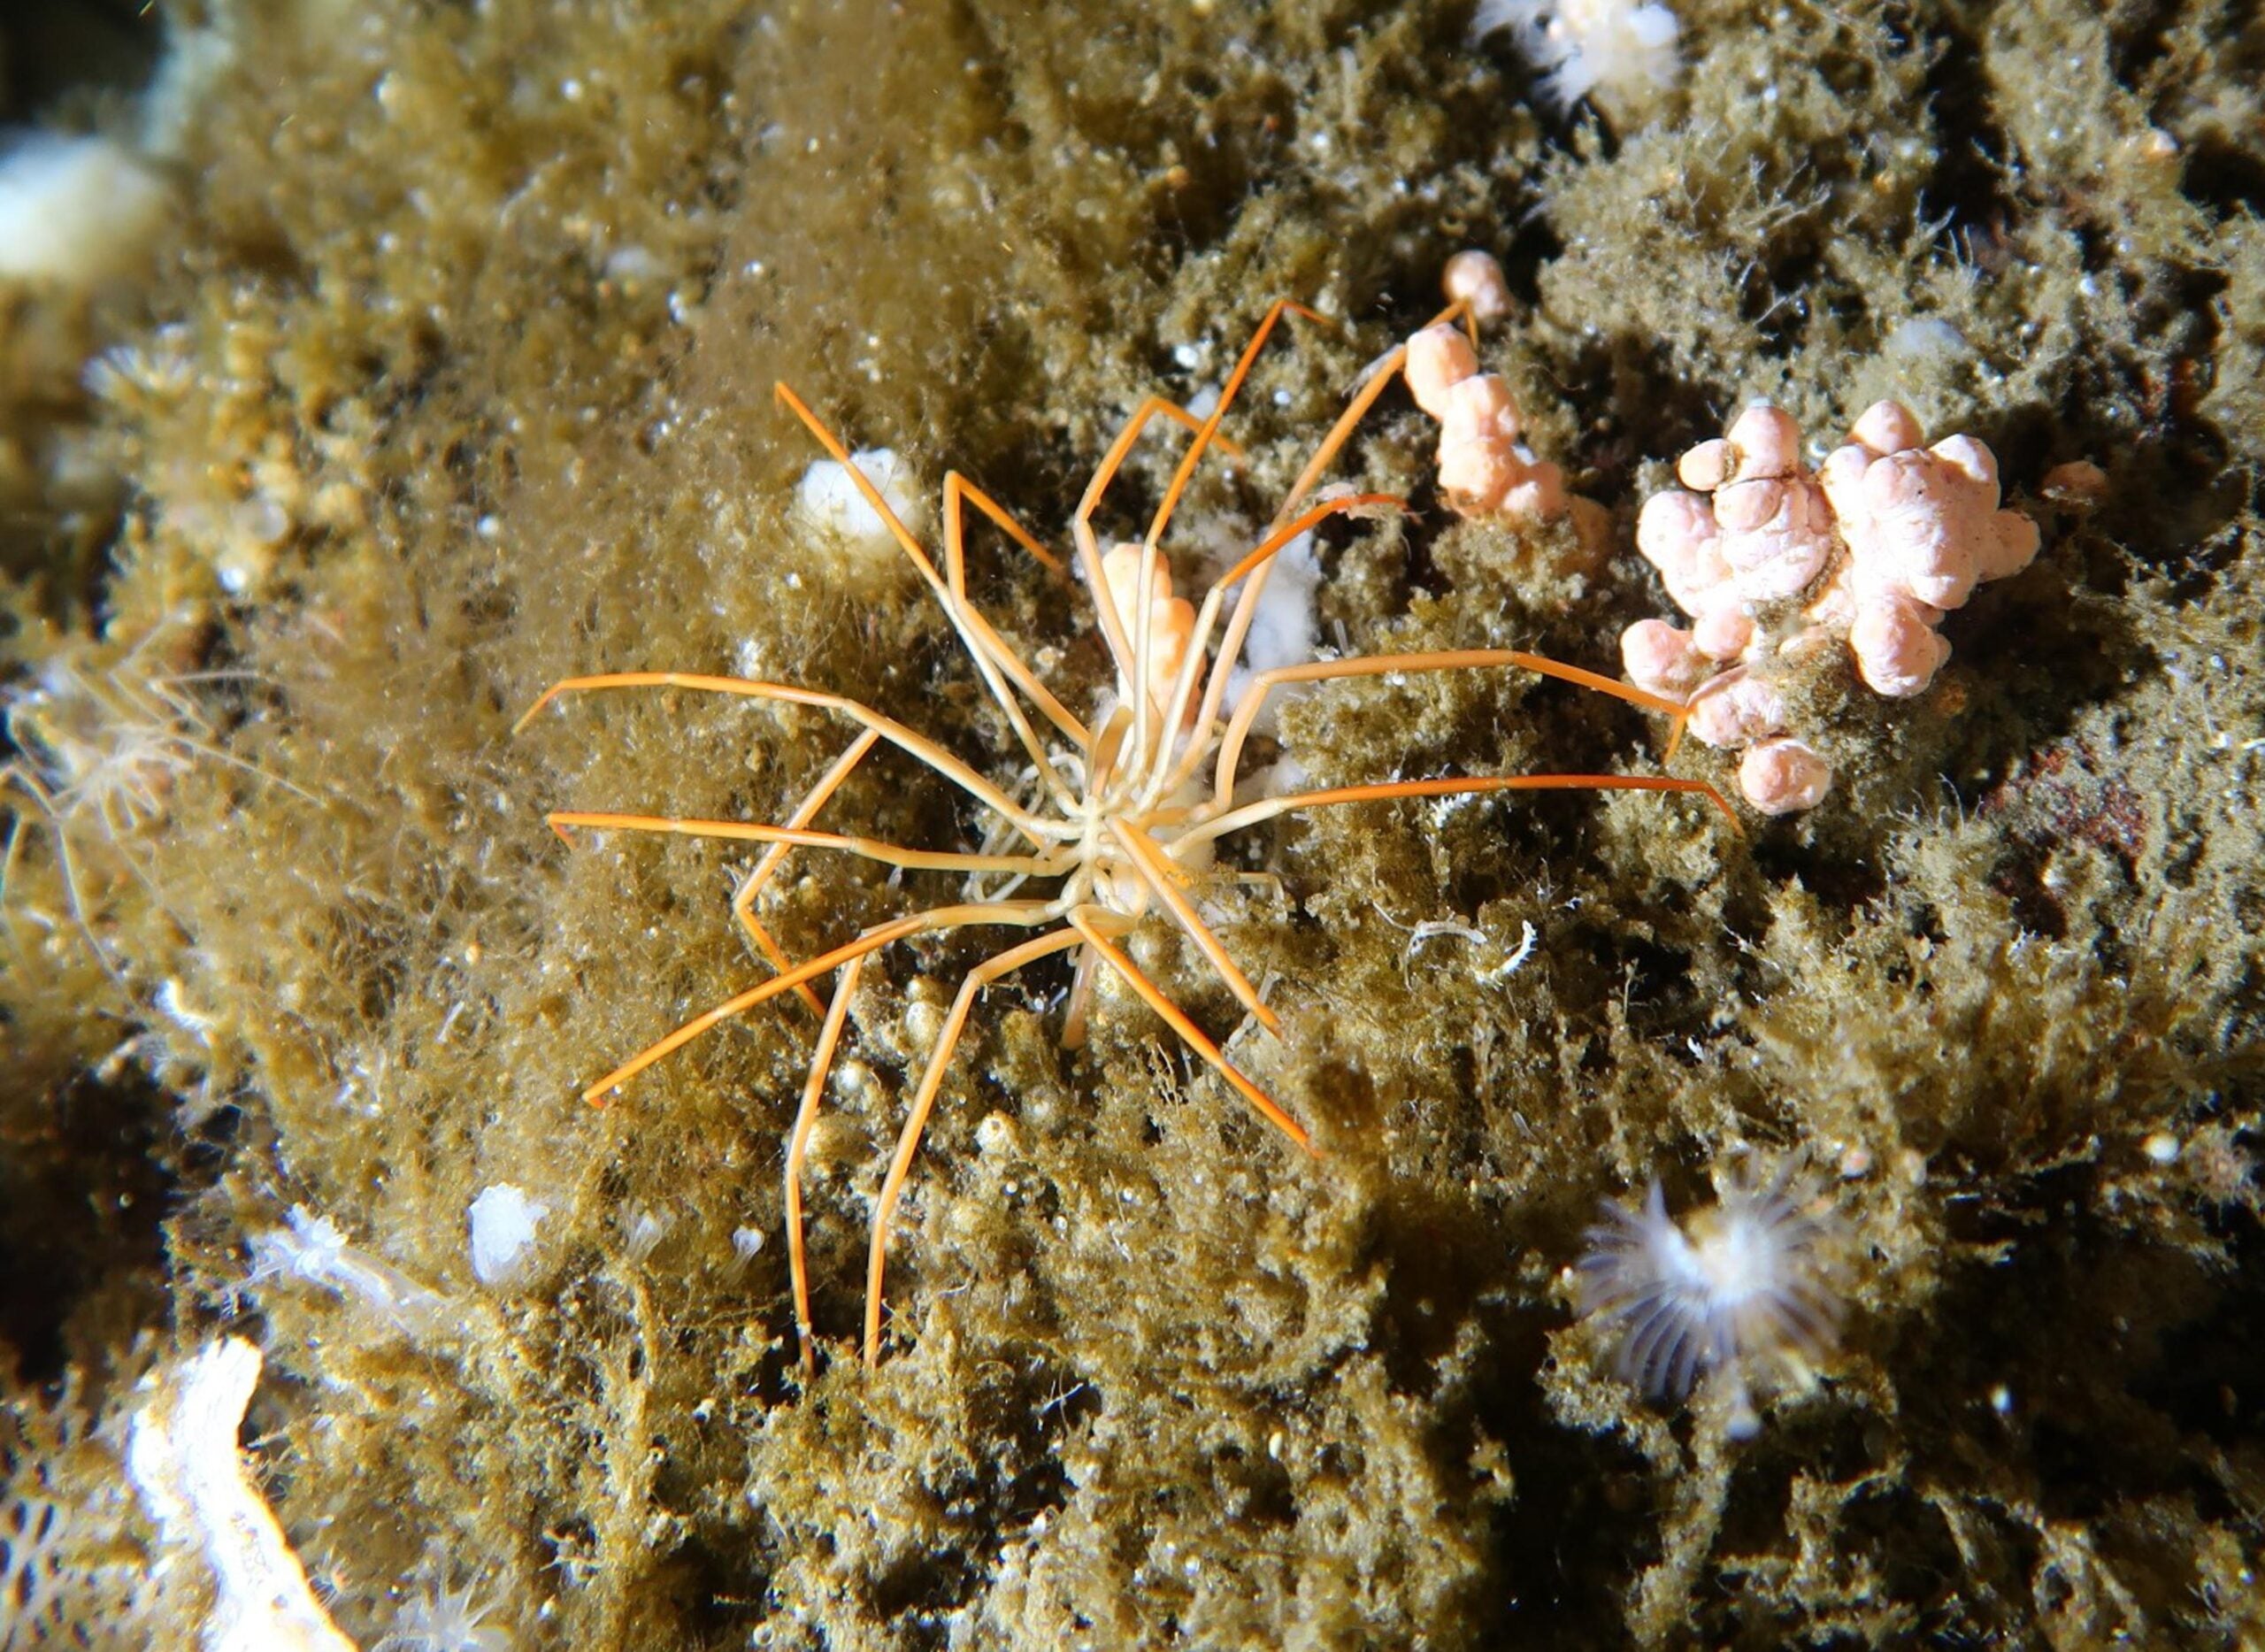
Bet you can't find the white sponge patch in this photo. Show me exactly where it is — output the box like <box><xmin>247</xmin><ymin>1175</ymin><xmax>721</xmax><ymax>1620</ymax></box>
<box><xmin>796</xmin><ymin>449</ymin><xmax>927</xmax><ymax>548</ymax></box>
<box><xmin>0</xmin><ymin>134</ymin><xmax>169</xmax><ymax>284</ymax></box>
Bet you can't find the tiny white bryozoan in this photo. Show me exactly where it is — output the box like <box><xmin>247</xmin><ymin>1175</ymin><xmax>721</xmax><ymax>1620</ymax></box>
<box><xmin>1577</xmin><ymin>1163</ymin><xmax>1844</xmax><ymax>1437</ymax></box>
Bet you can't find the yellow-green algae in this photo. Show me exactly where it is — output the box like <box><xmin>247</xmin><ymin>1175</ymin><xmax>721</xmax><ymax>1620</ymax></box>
<box><xmin>3</xmin><ymin>0</ymin><xmax>2262</xmax><ymax>1646</ymax></box>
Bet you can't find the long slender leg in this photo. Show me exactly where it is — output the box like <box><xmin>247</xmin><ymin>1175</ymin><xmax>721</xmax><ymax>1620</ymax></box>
<box><xmin>1104</xmin><ymin>817</ymin><xmax>1278</xmax><ymax>1034</ymax></box>
<box><xmin>1148</xmin><ymin>492</ymin><xmax>1404</xmax><ymax>802</ymax></box>
<box><xmin>772</xmin><ymin>384</ymin><xmax>1069</xmax><ymax>791</ymax></box>
<box><xmin>943</xmin><ymin>394</ymin><xmax>1244</xmax><ymax>594</ymax></box>
<box><xmin>546</xmin><ymin>810</ymin><xmax>1068</xmax><ymax>879</ymax></box>
<box><xmin>1065</xmin><ymin>907</ymin><xmax>1312</xmax><ymax>1152</ymax></box>
<box><xmin>1074</xmin><ymin>396</ymin><xmax>1257</xmax><ymax>557</ymax></box>
<box><xmin>578</xmin><ymin>897</ymin><xmax>1065</xmax><ymax>1103</ymax></box>
<box><xmin>863</xmin><ymin>924</ymin><xmax>1087</xmax><ymax>1366</ymax></box>
<box><xmin>940</xmin><ymin>474</ymin><xmax>1089</xmax><ymax>759</ymax></box>
<box><xmin>1159</xmin><ymin>295</ymin><xmax>1470</xmax><ymax>771</ymax></box>
<box><xmin>1178</xmin><ymin>772</ymin><xmax>1742</xmax><ymax>853</ymax></box>
<box><xmin>733</xmin><ymin>730</ymin><xmax>881</xmax><ymax>1018</ymax></box>
<box><xmin>1210</xmin><ymin>650</ymin><xmax>1701</xmax><ymax>814</ymax></box>
<box><xmin>0</xmin><ymin>769</ymin><xmax>121</xmax><ymax>981</ymax></box>
<box><xmin>1141</xmin><ymin>299</ymin><xmax>1327</xmax><ymax>552</ymax></box>
<box><xmin>1125</xmin><ymin>300</ymin><xmax>1326</xmax><ymax>780</ymax></box>
<box><xmin>787</xmin><ymin>953</ymin><xmax>863</xmax><ymax>1374</ymax></box>
<box><xmin>514</xmin><ymin>672</ymin><xmax>1066</xmax><ymax>846</ymax></box>
<box><xmin>1070</xmin><ymin>395</ymin><xmax>1267</xmax><ymax>721</ymax></box>
<box><xmin>1270</xmin><ymin>293</ymin><xmax>1470</xmax><ymax>526</ymax></box>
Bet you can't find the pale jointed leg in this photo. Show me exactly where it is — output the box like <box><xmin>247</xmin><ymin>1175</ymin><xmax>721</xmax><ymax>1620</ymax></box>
<box><xmin>575</xmin><ymin>897</ymin><xmax>1067</xmax><ymax>1104</ymax></box>
<box><xmin>1209</xmin><ymin>649</ymin><xmax>1702</xmax><ymax>814</ymax></box>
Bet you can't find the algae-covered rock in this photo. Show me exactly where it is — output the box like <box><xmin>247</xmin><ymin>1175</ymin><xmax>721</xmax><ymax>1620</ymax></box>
<box><xmin>4</xmin><ymin>0</ymin><xmax>2261</xmax><ymax>1647</ymax></box>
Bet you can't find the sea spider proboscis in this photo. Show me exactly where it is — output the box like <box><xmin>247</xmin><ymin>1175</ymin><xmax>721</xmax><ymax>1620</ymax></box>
<box><xmin>518</xmin><ymin>299</ymin><xmax>1733</xmax><ymax>1368</ymax></box>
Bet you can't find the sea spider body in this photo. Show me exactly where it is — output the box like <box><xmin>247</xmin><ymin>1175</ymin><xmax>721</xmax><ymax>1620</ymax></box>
<box><xmin>520</xmin><ymin>299</ymin><xmax>1733</xmax><ymax>1369</ymax></box>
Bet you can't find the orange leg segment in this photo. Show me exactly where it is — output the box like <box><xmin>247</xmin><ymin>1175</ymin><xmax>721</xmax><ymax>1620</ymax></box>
<box><xmin>1065</xmin><ymin>908</ymin><xmax>1313</xmax><ymax>1154</ymax></box>
<box><xmin>733</xmin><ymin>730</ymin><xmax>881</xmax><ymax>1018</ymax></box>
<box><xmin>1183</xmin><ymin>771</ymin><xmax>1743</xmax><ymax>850</ymax></box>
<box><xmin>577</xmin><ymin>898</ymin><xmax>1063</xmax><ymax>1104</ymax></box>
<box><xmin>864</xmin><ymin>924</ymin><xmax>1088</xmax><ymax>1365</ymax></box>
<box><xmin>1211</xmin><ymin>649</ymin><xmax>1701</xmax><ymax>813</ymax></box>
<box><xmin>787</xmin><ymin>953</ymin><xmax>864</xmax><ymax>1374</ymax></box>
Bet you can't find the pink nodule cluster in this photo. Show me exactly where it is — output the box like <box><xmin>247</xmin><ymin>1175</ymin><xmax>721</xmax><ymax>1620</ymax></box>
<box><xmin>1624</xmin><ymin>400</ymin><xmax>2038</xmax><ymax>814</ymax></box>
<box><xmin>1402</xmin><ymin>253</ymin><xmax>1572</xmax><ymax>524</ymax></box>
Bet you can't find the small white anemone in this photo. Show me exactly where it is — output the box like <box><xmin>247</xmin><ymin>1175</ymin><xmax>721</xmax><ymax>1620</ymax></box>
<box><xmin>1577</xmin><ymin>1161</ymin><xmax>1844</xmax><ymax>1437</ymax></box>
<box><xmin>375</xmin><ymin>1575</ymin><xmax>515</xmax><ymax>1652</ymax></box>
<box><xmin>1470</xmin><ymin>0</ymin><xmax>1684</xmax><ymax>117</ymax></box>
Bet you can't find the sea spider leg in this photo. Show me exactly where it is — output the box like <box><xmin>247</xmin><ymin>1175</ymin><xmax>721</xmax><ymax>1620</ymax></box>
<box><xmin>774</xmin><ymin>384</ymin><xmax>1071</xmax><ymax>795</ymax></box>
<box><xmin>513</xmin><ymin>672</ymin><xmax>1066</xmax><ymax>846</ymax></box>
<box><xmin>1103</xmin><ymin>816</ymin><xmax>1279</xmax><ymax>1035</ymax></box>
<box><xmin>546</xmin><ymin>811</ymin><xmax>1071</xmax><ymax>879</ymax></box>
<box><xmin>938</xmin><ymin>474</ymin><xmax>1089</xmax><ymax>758</ymax></box>
<box><xmin>1177</xmin><ymin>772</ymin><xmax>1741</xmax><ymax>855</ymax></box>
<box><xmin>0</xmin><ymin>765</ymin><xmax>119</xmax><ymax>980</ymax></box>
<box><xmin>1275</xmin><ymin>296</ymin><xmax>1471</xmax><ymax>523</ymax></box>
<box><xmin>576</xmin><ymin>897</ymin><xmax>1065</xmax><ymax>1103</ymax></box>
<box><xmin>863</xmin><ymin>924</ymin><xmax>1088</xmax><ymax>1366</ymax></box>
<box><xmin>1148</xmin><ymin>297</ymin><xmax>1474</xmax><ymax>772</ymax></box>
<box><xmin>732</xmin><ymin>730</ymin><xmax>881</xmax><ymax>1018</ymax></box>
<box><xmin>1209</xmin><ymin>651</ymin><xmax>1702</xmax><ymax>816</ymax></box>
<box><xmin>943</xmin><ymin>401</ymin><xmax>1239</xmax><ymax>601</ymax></box>
<box><xmin>1069</xmin><ymin>396</ymin><xmax>1259</xmax><ymax>721</ymax></box>
<box><xmin>1147</xmin><ymin>493</ymin><xmax>1404</xmax><ymax>805</ymax></box>
<box><xmin>1064</xmin><ymin>907</ymin><xmax>1309</xmax><ymax>1150</ymax></box>
<box><xmin>1156</xmin><ymin>300</ymin><xmax>1477</xmax><ymax>785</ymax></box>
<box><xmin>1125</xmin><ymin>300</ymin><xmax>1325</xmax><ymax>781</ymax></box>
<box><xmin>787</xmin><ymin>951</ymin><xmax>864</xmax><ymax>1374</ymax></box>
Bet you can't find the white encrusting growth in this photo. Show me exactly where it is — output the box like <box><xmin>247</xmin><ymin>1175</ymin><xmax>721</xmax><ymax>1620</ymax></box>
<box><xmin>1578</xmin><ymin>1163</ymin><xmax>1844</xmax><ymax>1438</ymax></box>
<box><xmin>467</xmin><ymin>1184</ymin><xmax>549</xmax><ymax>1287</ymax></box>
<box><xmin>1219</xmin><ymin>528</ymin><xmax>1323</xmax><ymax>737</ymax></box>
<box><xmin>124</xmin><ymin>1339</ymin><xmax>357</xmax><ymax>1652</ymax></box>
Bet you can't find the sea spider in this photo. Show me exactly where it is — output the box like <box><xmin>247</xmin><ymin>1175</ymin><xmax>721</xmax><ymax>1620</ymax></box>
<box><xmin>3</xmin><ymin>622</ymin><xmax>307</xmax><ymax>978</ymax></box>
<box><xmin>518</xmin><ymin>299</ymin><xmax>1735</xmax><ymax>1369</ymax></box>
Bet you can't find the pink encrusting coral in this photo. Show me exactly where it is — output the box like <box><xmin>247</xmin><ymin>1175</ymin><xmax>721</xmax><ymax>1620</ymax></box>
<box><xmin>1404</xmin><ymin>319</ymin><xmax>1571</xmax><ymax>523</ymax></box>
<box><xmin>1623</xmin><ymin>400</ymin><xmax>2039</xmax><ymax>813</ymax></box>
<box><xmin>1399</xmin><ymin>252</ymin><xmax>1582</xmax><ymax>527</ymax></box>
<box><xmin>1810</xmin><ymin>400</ymin><xmax>2041</xmax><ymax>696</ymax></box>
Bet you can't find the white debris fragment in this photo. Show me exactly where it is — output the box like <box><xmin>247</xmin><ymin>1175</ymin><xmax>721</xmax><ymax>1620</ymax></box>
<box><xmin>124</xmin><ymin>1338</ymin><xmax>358</xmax><ymax>1652</ymax></box>
<box><xmin>467</xmin><ymin>1184</ymin><xmax>550</xmax><ymax>1287</ymax></box>
<box><xmin>248</xmin><ymin>1206</ymin><xmax>444</xmax><ymax>1329</ymax></box>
